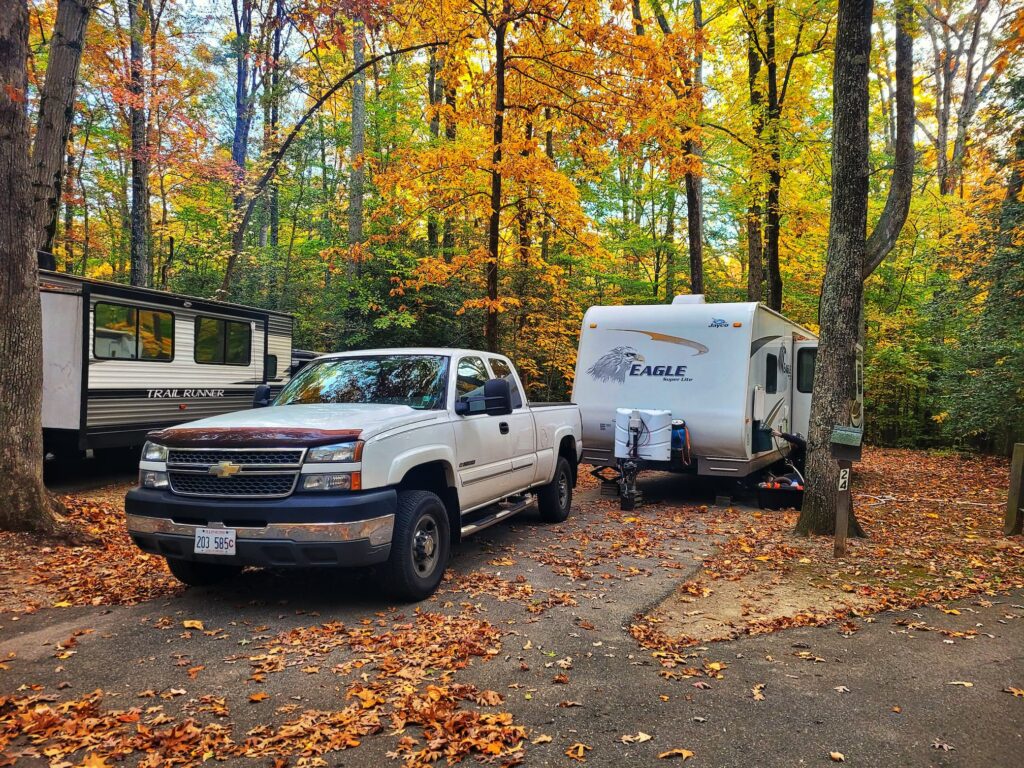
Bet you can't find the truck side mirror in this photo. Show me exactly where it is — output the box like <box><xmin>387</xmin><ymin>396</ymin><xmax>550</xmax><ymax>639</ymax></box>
<box><xmin>454</xmin><ymin>379</ymin><xmax>513</xmax><ymax>417</ymax></box>
<box><xmin>253</xmin><ymin>383</ymin><xmax>272</xmax><ymax>408</ymax></box>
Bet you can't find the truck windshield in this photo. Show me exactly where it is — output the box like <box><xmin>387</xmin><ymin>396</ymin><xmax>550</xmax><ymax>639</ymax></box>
<box><xmin>274</xmin><ymin>355</ymin><xmax>449</xmax><ymax>410</ymax></box>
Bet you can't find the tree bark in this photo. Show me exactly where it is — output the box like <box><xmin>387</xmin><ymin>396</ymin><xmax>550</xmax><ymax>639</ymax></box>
<box><xmin>30</xmin><ymin>0</ymin><xmax>91</xmax><ymax>257</ymax></box>
<box><xmin>485</xmin><ymin>14</ymin><xmax>507</xmax><ymax>353</ymax></box>
<box><xmin>0</xmin><ymin>0</ymin><xmax>67</xmax><ymax>534</ymax></box>
<box><xmin>128</xmin><ymin>0</ymin><xmax>150</xmax><ymax>287</ymax></box>
<box><xmin>426</xmin><ymin>51</ymin><xmax>440</xmax><ymax>251</ymax></box>
<box><xmin>347</xmin><ymin>16</ymin><xmax>366</xmax><ymax>262</ymax></box>
<box><xmin>863</xmin><ymin>0</ymin><xmax>915</xmax><ymax>278</ymax></box>
<box><xmin>797</xmin><ymin>0</ymin><xmax>873</xmax><ymax>537</ymax></box>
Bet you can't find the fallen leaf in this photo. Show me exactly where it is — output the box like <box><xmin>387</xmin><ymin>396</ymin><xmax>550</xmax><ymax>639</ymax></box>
<box><xmin>829</xmin><ymin>751</ymin><xmax>845</xmax><ymax>762</ymax></box>
<box><xmin>558</xmin><ymin>700</ymin><xmax>583</xmax><ymax>708</ymax></box>
<box><xmin>946</xmin><ymin>681</ymin><xmax>973</xmax><ymax>687</ymax></box>
<box><xmin>834</xmin><ymin>686</ymin><xmax>850</xmax><ymax>694</ymax></box>
<box><xmin>565</xmin><ymin>742</ymin><xmax>591</xmax><ymax>761</ymax></box>
<box><xmin>532</xmin><ymin>734</ymin><xmax>552</xmax><ymax>745</ymax></box>
<box><xmin>182</xmin><ymin>620</ymin><xmax>204</xmax><ymax>631</ymax></box>
<box><xmin>658</xmin><ymin>748</ymin><xmax>695</xmax><ymax>760</ymax></box>
<box><xmin>249</xmin><ymin>691</ymin><xmax>270</xmax><ymax>703</ymax></box>
<box><xmin>187</xmin><ymin>666</ymin><xmax>204</xmax><ymax>679</ymax></box>
<box><xmin>1003</xmin><ymin>687</ymin><xmax>1024</xmax><ymax>698</ymax></box>
<box><xmin>932</xmin><ymin>739</ymin><xmax>955</xmax><ymax>752</ymax></box>
<box><xmin>621</xmin><ymin>731</ymin><xmax>653</xmax><ymax>744</ymax></box>
<box><xmin>752</xmin><ymin>683</ymin><xmax>766</xmax><ymax>701</ymax></box>
<box><xmin>891</xmin><ymin>705</ymin><xmax>902</xmax><ymax>713</ymax></box>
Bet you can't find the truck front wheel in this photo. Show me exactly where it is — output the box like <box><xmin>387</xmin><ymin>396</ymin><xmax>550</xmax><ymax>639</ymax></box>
<box><xmin>384</xmin><ymin>490</ymin><xmax>451</xmax><ymax>601</ymax></box>
<box><xmin>537</xmin><ymin>457</ymin><xmax>573</xmax><ymax>523</ymax></box>
<box><xmin>165</xmin><ymin>558</ymin><xmax>241</xmax><ymax>587</ymax></box>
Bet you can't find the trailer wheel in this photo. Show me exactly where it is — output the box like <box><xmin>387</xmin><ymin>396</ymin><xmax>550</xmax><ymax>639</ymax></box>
<box><xmin>537</xmin><ymin>457</ymin><xmax>573</xmax><ymax>523</ymax></box>
<box><xmin>384</xmin><ymin>490</ymin><xmax>451</xmax><ymax>602</ymax></box>
<box><xmin>166</xmin><ymin>558</ymin><xmax>241</xmax><ymax>587</ymax></box>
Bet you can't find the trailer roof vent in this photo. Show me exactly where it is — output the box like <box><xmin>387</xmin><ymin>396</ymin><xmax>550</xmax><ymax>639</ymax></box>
<box><xmin>672</xmin><ymin>294</ymin><xmax>706</xmax><ymax>305</ymax></box>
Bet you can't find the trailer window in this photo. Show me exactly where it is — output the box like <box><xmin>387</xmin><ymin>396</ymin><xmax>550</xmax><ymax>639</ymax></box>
<box><xmin>266</xmin><ymin>354</ymin><xmax>278</xmax><ymax>379</ymax></box>
<box><xmin>765</xmin><ymin>353</ymin><xmax>778</xmax><ymax>394</ymax></box>
<box><xmin>195</xmin><ymin>317</ymin><xmax>252</xmax><ymax>365</ymax></box>
<box><xmin>93</xmin><ymin>302</ymin><xmax>173</xmax><ymax>361</ymax></box>
<box><xmin>488</xmin><ymin>358</ymin><xmax>524</xmax><ymax>408</ymax></box>
<box><xmin>797</xmin><ymin>348</ymin><xmax>817</xmax><ymax>393</ymax></box>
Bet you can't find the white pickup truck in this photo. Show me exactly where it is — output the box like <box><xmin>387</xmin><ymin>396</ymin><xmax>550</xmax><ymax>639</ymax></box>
<box><xmin>125</xmin><ymin>348</ymin><xmax>582</xmax><ymax>600</ymax></box>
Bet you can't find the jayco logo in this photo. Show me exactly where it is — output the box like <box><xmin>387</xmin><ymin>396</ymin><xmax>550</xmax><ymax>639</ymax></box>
<box><xmin>709</xmin><ymin>318</ymin><xmax>728</xmax><ymax>328</ymax></box>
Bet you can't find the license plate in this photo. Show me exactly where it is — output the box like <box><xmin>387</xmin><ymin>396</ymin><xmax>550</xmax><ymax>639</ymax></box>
<box><xmin>194</xmin><ymin>527</ymin><xmax>236</xmax><ymax>556</ymax></box>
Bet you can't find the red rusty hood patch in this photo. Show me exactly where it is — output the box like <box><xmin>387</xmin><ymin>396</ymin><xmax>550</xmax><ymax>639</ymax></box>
<box><xmin>147</xmin><ymin>426</ymin><xmax>362</xmax><ymax>448</ymax></box>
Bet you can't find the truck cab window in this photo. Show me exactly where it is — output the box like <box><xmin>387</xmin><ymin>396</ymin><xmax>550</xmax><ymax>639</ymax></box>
<box><xmin>488</xmin><ymin>357</ymin><xmax>524</xmax><ymax>408</ymax></box>
<box><xmin>195</xmin><ymin>316</ymin><xmax>252</xmax><ymax>365</ymax></box>
<box><xmin>456</xmin><ymin>356</ymin><xmax>490</xmax><ymax>397</ymax></box>
<box><xmin>94</xmin><ymin>302</ymin><xmax>173</xmax><ymax>361</ymax></box>
<box><xmin>765</xmin><ymin>353</ymin><xmax>778</xmax><ymax>394</ymax></box>
<box><xmin>797</xmin><ymin>348</ymin><xmax>817</xmax><ymax>393</ymax></box>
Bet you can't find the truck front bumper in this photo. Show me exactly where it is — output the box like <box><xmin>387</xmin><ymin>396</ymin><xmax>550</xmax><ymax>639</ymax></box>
<box><xmin>124</xmin><ymin>487</ymin><xmax>396</xmax><ymax>568</ymax></box>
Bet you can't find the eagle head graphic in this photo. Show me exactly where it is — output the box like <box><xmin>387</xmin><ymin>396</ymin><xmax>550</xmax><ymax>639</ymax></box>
<box><xmin>587</xmin><ymin>346</ymin><xmax>645</xmax><ymax>383</ymax></box>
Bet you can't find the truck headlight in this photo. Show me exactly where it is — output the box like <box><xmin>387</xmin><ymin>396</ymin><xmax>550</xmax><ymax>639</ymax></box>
<box><xmin>141</xmin><ymin>470</ymin><xmax>169</xmax><ymax>489</ymax></box>
<box><xmin>142</xmin><ymin>441</ymin><xmax>168</xmax><ymax>462</ymax></box>
<box><xmin>301</xmin><ymin>472</ymin><xmax>361</xmax><ymax>491</ymax></box>
<box><xmin>306</xmin><ymin>441</ymin><xmax>363</xmax><ymax>463</ymax></box>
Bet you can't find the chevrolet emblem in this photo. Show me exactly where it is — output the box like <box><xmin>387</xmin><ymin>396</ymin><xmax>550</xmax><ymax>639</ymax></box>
<box><xmin>209</xmin><ymin>461</ymin><xmax>242</xmax><ymax>478</ymax></box>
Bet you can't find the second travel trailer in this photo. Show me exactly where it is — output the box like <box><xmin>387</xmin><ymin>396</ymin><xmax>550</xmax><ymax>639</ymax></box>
<box><xmin>571</xmin><ymin>295</ymin><xmax>863</xmax><ymax>507</ymax></box>
<box><xmin>40</xmin><ymin>269</ymin><xmax>294</xmax><ymax>457</ymax></box>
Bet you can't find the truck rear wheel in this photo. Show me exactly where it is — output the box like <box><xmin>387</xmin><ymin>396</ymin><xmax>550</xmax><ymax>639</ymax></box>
<box><xmin>537</xmin><ymin>457</ymin><xmax>573</xmax><ymax>523</ymax></box>
<box><xmin>165</xmin><ymin>558</ymin><xmax>241</xmax><ymax>587</ymax></box>
<box><xmin>384</xmin><ymin>490</ymin><xmax>451</xmax><ymax>601</ymax></box>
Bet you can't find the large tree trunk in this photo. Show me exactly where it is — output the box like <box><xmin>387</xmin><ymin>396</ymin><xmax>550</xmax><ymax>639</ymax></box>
<box><xmin>0</xmin><ymin>0</ymin><xmax>66</xmax><ymax>534</ymax></box>
<box><xmin>796</xmin><ymin>0</ymin><xmax>873</xmax><ymax>537</ymax></box>
<box><xmin>30</xmin><ymin>0</ymin><xmax>90</xmax><ymax>257</ymax></box>
<box><xmin>485</xmin><ymin>17</ymin><xmax>507</xmax><ymax>353</ymax></box>
<box><xmin>426</xmin><ymin>51</ymin><xmax>441</xmax><ymax>251</ymax></box>
<box><xmin>347</xmin><ymin>16</ymin><xmax>366</xmax><ymax>263</ymax></box>
<box><xmin>128</xmin><ymin>0</ymin><xmax>150</xmax><ymax>287</ymax></box>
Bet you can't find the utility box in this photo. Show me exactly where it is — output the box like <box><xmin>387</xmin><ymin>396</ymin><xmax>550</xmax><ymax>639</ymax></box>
<box><xmin>829</xmin><ymin>426</ymin><xmax>864</xmax><ymax>463</ymax></box>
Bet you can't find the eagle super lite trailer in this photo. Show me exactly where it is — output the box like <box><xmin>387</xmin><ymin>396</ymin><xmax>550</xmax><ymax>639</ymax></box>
<box><xmin>571</xmin><ymin>295</ymin><xmax>863</xmax><ymax>508</ymax></box>
<box><xmin>40</xmin><ymin>270</ymin><xmax>294</xmax><ymax>456</ymax></box>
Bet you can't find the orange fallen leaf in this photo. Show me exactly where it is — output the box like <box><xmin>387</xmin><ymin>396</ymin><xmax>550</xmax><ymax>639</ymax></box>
<box><xmin>829</xmin><ymin>751</ymin><xmax>845</xmax><ymax>762</ymax></box>
<box><xmin>182</xmin><ymin>620</ymin><xmax>204</xmax><ymax>631</ymax></box>
<box><xmin>249</xmin><ymin>691</ymin><xmax>270</xmax><ymax>703</ymax></box>
<box><xmin>565</xmin><ymin>742</ymin><xmax>591</xmax><ymax>761</ymax></box>
<box><xmin>1004</xmin><ymin>687</ymin><xmax>1024</xmax><ymax>698</ymax></box>
<box><xmin>187</xmin><ymin>666</ymin><xmax>204</xmax><ymax>679</ymax></box>
<box><xmin>532</xmin><ymin>734</ymin><xmax>552</xmax><ymax>744</ymax></box>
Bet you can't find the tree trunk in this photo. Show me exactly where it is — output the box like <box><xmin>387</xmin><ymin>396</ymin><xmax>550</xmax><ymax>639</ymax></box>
<box><xmin>746</xmin><ymin>17</ymin><xmax>764</xmax><ymax>302</ymax></box>
<box><xmin>664</xmin><ymin>189</ymin><xmax>676</xmax><ymax>300</ymax></box>
<box><xmin>763</xmin><ymin>0</ymin><xmax>783</xmax><ymax>310</ymax></box>
<box><xmin>442</xmin><ymin>80</ymin><xmax>457</xmax><ymax>262</ymax></box>
<box><xmin>797</xmin><ymin>0</ymin><xmax>873</xmax><ymax>537</ymax></box>
<box><xmin>30</xmin><ymin>0</ymin><xmax>90</xmax><ymax>257</ymax></box>
<box><xmin>0</xmin><ymin>0</ymin><xmax>66</xmax><ymax>534</ymax></box>
<box><xmin>685</xmin><ymin>0</ymin><xmax>704</xmax><ymax>296</ymax></box>
<box><xmin>128</xmin><ymin>0</ymin><xmax>150</xmax><ymax>287</ymax></box>
<box><xmin>863</xmin><ymin>0</ymin><xmax>915</xmax><ymax>278</ymax></box>
<box><xmin>426</xmin><ymin>51</ymin><xmax>440</xmax><ymax>251</ymax></box>
<box><xmin>485</xmin><ymin>17</ymin><xmax>507</xmax><ymax>353</ymax></box>
<box><xmin>347</xmin><ymin>16</ymin><xmax>366</xmax><ymax>262</ymax></box>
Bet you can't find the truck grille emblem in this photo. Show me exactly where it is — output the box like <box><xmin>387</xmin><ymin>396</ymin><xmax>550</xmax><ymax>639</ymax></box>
<box><xmin>209</xmin><ymin>461</ymin><xmax>242</xmax><ymax>478</ymax></box>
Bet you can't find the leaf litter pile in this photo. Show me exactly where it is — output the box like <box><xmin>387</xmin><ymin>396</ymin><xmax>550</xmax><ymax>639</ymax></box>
<box><xmin>630</xmin><ymin>448</ymin><xmax>1023</xmax><ymax>651</ymax></box>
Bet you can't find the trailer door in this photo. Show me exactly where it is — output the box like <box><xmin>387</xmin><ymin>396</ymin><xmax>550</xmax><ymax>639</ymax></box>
<box><xmin>791</xmin><ymin>339</ymin><xmax>817</xmax><ymax>437</ymax></box>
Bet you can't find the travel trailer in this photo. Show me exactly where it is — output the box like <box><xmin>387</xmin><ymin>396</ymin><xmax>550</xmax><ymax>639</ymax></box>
<box><xmin>40</xmin><ymin>270</ymin><xmax>294</xmax><ymax>456</ymax></box>
<box><xmin>572</xmin><ymin>295</ymin><xmax>863</xmax><ymax>507</ymax></box>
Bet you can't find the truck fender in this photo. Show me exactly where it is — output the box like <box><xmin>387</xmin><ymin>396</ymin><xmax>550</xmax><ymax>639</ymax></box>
<box><xmin>386</xmin><ymin>445</ymin><xmax>458</xmax><ymax>490</ymax></box>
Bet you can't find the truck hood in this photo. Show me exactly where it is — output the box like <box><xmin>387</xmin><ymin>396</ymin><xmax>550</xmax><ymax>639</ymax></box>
<box><xmin>148</xmin><ymin>403</ymin><xmax>441</xmax><ymax>448</ymax></box>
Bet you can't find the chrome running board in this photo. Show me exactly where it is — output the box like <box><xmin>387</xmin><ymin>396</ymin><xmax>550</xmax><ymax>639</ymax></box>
<box><xmin>460</xmin><ymin>496</ymin><xmax>533</xmax><ymax>537</ymax></box>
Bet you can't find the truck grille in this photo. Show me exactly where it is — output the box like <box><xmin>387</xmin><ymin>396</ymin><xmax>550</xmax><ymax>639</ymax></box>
<box><xmin>166</xmin><ymin>447</ymin><xmax>304</xmax><ymax>499</ymax></box>
<box><xmin>167</xmin><ymin>449</ymin><xmax>304</xmax><ymax>467</ymax></box>
<box><xmin>168</xmin><ymin>472</ymin><xmax>298</xmax><ymax>498</ymax></box>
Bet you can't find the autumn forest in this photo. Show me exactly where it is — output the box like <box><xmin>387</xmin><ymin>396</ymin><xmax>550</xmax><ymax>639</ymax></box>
<box><xmin>27</xmin><ymin>0</ymin><xmax>1024</xmax><ymax>452</ymax></box>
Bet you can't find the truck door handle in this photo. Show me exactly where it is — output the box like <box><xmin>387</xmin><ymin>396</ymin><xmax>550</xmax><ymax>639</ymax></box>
<box><xmin>499</xmin><ymin>422</ymin><xmax>510</xmax><ymax>435</ymax></box>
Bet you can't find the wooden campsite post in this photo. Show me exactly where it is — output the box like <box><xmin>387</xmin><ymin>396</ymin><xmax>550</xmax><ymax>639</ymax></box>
<box><xmin>1006</xmin><ymin>443</ymin><xmax>1024</xmax><ymax>536</ymax></box>
<box><xmin>830</xmin><ymin>426</ymin><xmax>864</xmax><ymax>558</ymax></box>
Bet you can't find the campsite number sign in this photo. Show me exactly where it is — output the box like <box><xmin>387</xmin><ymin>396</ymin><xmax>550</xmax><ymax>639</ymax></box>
<box><xmin>837</xmin><ymin>468</ymin><xmax>850</xmax><ymax>491</ymax></box>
